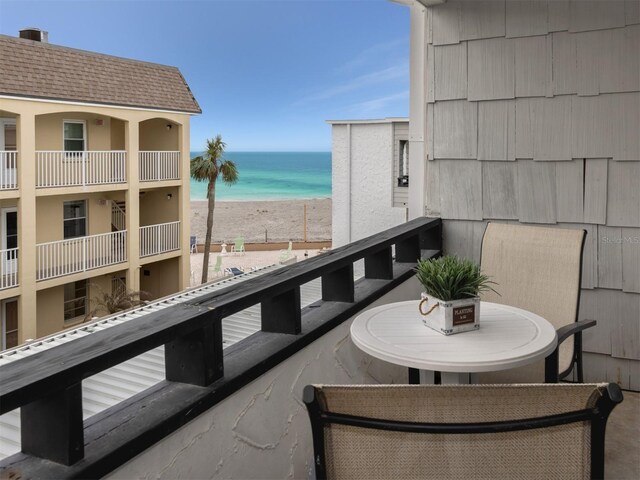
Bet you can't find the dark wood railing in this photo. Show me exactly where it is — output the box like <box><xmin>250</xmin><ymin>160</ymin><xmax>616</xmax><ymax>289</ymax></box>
<box><xmin>0</xmin><ymin>217</ymin><xmax>441</xmax><ymax>478</ymax></box>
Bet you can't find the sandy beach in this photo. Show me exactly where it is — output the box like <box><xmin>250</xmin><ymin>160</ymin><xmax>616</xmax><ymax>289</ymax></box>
<box><xmin>190</xmin><ymin>198</ymin><xmax>332</xmax><ymax>244</ymax></box>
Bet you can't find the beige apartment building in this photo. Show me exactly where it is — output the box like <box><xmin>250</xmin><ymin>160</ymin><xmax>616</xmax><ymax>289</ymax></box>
<box><xmin>0</xmin><ymin>29</ymin><xmax>201</xmax><ymax>348</ymax></box>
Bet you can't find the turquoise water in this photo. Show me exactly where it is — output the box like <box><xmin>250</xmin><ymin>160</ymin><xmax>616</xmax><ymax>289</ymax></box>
<box><xmin>189</xmin><ymin>151</ymin><xmax>332</xmax><ymax>201</ymax></box>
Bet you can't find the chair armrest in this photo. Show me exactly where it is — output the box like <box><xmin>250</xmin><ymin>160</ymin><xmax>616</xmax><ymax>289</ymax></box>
<box><xmin>556</xmin><ymin>319</ymin><xmax>597</xmax><ymax>345</ymax></box>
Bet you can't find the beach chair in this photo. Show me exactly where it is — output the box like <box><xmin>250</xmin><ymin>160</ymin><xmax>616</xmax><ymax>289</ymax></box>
<box><xmin>189</xmin><ymin>235</ymin><xmax>197</xmax><ymax>254</ymax></box>
<box><xmin>212</xmin><ymin>255</ymin><xmax>223</xmax><ymax>276</ymax></box>
<box><xmin>279</xmin><ymin>241</ymin><xmax>293</xmax><ymax>263</ymax></box>
<box><xmin>224</xmin><ymin>266</ymin><xmax>244</xmax><ymax>276</ymax></box>
<box><xmin>231</xmin><ymin>237</ymin><xmax>245</xmax><ymax>255</ymax></box>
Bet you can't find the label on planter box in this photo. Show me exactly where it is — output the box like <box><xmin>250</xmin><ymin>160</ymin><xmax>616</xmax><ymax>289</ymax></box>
<box><xmin>452</xmin><ymin>305</ymin><xmax>475</xmax><ymax>326</ymax></box>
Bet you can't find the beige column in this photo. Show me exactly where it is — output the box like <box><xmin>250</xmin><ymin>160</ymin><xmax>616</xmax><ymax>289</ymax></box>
<box><xmin>125</xmin><ymin>119</ymin><xmax>141</xmax><ymax>291</ymax></box>
<box><xmin>17</xmin><ymin>112</ymin><xmax>37</xmax><ymax>341</ymax></box>
<box><xmin>178</xmin><ymin>118</ymin><xmax>191</xmax><ymax>290</ymax></box>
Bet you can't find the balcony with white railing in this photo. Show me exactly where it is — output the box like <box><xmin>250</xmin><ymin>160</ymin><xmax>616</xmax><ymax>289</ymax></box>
<box><xmin>36</xmin><ymin>231</ymin><xmax>127</xmax><ymax>281</ymax></box>
<box><xmin>0</xmin><ymin>152</ymin><xmax>18</xmax><ymax>190</ymax></box>
<box><xmin>0</xmin><ymin>248</ymin><xmax>18</xmax><ymax>290</ymax></box>
<box><xmin>139</xmin><ymin>151</ymin><xmax>180</xmax><ymax>182</ymax></box>
<box><xmin>36</xmin><ymin>151</ymin><xmax>126</xmax><ymax>188</ymax></box>
<box><xmin>139</xmin><ymin>221</ymin><xmax>180</xmax><ymax>258</ymax></box>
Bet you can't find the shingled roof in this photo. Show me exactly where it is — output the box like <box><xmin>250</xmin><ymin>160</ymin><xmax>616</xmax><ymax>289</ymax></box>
<box><xmin>0</xmin><ymin>34</ymin><xmax>201</xmax><ymax>114</ymax></box>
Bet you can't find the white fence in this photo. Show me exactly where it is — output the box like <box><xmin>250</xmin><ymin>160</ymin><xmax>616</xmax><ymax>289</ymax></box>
<box><xmin>139</xmin><ymin>151</ymin><xmax>180</xmax><ymax>182</ymax></box>
<box><xmin>0</xmin><ymin>248</ymin><xmax>18</xmax><ymax>289</ymax></box>
<box><xmin>36</xmin><ymin>151</ymin><xmax>126</xmax><ymax>188</ymax></box>
<box><xmin>36</xmin><ymin>231</ymin><xmax>127</xmax><ymax>281</ymax></box>
<box><xmin>139</xmin><ymin>221</ymin><xmax>180</xmax><ymax>257</ymax></box>
<box><xmin>0</xmin><ymin>152</ymin><xmax>18</xmax><ymax>190</ymax></box>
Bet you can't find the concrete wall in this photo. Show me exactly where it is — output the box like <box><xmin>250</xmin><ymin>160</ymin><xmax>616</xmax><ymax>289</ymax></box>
<box><xmin>139</xmin><ymin>118</ymin><xmax>180</xmax><ymax>151</ymax></box>
<box><xmin>107</xmin><ymin>276</ymin><xmax>422</xmax><ymax>480</ymax></box>
<box><xmin>139</xmin><ymin>187</ymin><xmax>180</xmax><ymax>226</ymax></box>
<box><xmin>331</xmin><ymin>121</ymin><xmax>407</xmax><ymax>248</ymax></box>
<box><xmin>35</xmin><ymin>193</ymin><xmax>112</xmax><ymax>243</ymax></box>
<box><xmin>36</xmin><ymin>273</ymin><xmax>112</xmax><ymax>337</ymax></box>
<box><xmin>412</xmin><ymin>0</ymin><xmax>639</xmax><ymax>389</ymax></box>
<box><xmin>34</xmin><ymin>112</ymin><xmax>123</xmax><ymax>150</ymax></box>
<box><xmin>140</xmin><ymin>257</ymin><xmax>180</xmax><ymax>300</ymax></box>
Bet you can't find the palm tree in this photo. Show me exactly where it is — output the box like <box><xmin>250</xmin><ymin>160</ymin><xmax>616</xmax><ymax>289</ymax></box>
<box><xmin>191</xmin><ymin>135</ymin><xmax>239</xmax><ymax>283</ymax></box>
<box><xmin>85</xmin><ymin>285</ymin><xmax>151</xmax><ymax>320</ymax></box>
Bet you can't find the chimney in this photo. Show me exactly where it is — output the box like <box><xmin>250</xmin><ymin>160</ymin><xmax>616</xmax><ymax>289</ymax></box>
<box><xmin>19</xmin><ymin>28</ymin><xmax>48</xmax><ymax>43</ymax></box>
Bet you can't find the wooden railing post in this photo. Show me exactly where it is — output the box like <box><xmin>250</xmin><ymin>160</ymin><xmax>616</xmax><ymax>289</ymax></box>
<box><xmin>321</xmin><ymin>264</ymin><xmax>354</xmax><ymax>302</ymax></box>
<box><xmin>420</xmin><ymin>220</ymin><xmax>442</xmax><ymax>252</ymax></box>
<box><xmin>261</xmin><ymin>287</ymin><xmax>301</xmax><ymax>334</ymax></box>
<box><xmin>21</xmin><ymin>383</ymin><xmax>84</xmax><ymax>465</ymax></box>
<box><xmin>365</xmin><ymin>246</ymin><xmax>394</xmax><ymax>280</ymax></box>
<box><xmin>165</xmin><ymin>319</ymin><xmax>224</xmax><ymax>387</ymax></box>
<box><xmin>395</xmin><ymin>234</ymin><xmax>421</xmax><ymax>263</ymax></box>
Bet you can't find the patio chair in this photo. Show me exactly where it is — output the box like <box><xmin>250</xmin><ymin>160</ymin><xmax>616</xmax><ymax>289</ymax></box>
<box><xmin>304</xmin><ymin>383</ymin><xmax>622</xmax><ymax>480</ymax></box>
<box><xmin>231</xmin><ymin>237</ymin><xmax>245</xmax><ymax>255</ymax></box>
<box><xmin>212</xmin><ymin>255</ymin><xmax>223</xmax><ymax>276</ymax></box>
<box><xmin>479</xmin><ymin>222</ymin><xmax>594</xmax><ymax>383</ymax></box>
<box><xmin>279</xmin><ymin>241</ymin><xmax>293</xmax><ymax>263</ymax></box>
<box><xmin>189</xmin><ymin>235</ymin><xmax>197</xmax><ymax>254</ymax></box>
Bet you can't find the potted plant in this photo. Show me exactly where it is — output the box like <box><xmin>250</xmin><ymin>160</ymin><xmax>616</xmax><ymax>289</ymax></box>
<box><xmin>414</xmin><ymin>256</ymin><xmax>497</xmax><ymax>335</ymax></box>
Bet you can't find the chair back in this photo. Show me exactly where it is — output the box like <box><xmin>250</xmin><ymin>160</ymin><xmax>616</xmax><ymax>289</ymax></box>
<box><xmin>213</xmin><ymin>255</ymin><xmax>222</xmax><ymax>271</ymax></box>
<box><xmin>480</xmin><ymin>223</ymin><xmax>585</xmax><ymax>374</ymax></box>
<box><xmin>304</xmin><ymin>383</ymin><xmax>622</xmax><ymax>480</ymax></box>
<box><xmin>190</xmin><ymin>235</ymin><xmax>196</xmax><ymax>247</ymax></box>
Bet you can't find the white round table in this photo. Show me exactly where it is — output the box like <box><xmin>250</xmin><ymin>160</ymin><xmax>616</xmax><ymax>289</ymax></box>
<box><xmin>350</xmin><ymin>301</ymin><xmax>557</xmax><ymax>384</ymax></box>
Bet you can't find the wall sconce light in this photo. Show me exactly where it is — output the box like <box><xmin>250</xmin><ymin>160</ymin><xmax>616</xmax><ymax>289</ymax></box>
<box><xmin>167</xmin><ymin>193</ymin><xmax>173</xmax><ymax>200</ymax></box>
<box><xmin>166</xmin><ymin>124</ymin><xmax>173</xmax><ymax>131</ymax></box>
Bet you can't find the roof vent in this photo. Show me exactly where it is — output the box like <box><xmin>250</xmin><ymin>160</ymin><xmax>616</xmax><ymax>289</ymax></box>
<box><xmin>19</xmin><ymin>28</ymin><xmax>48</xmax><ymax>43</ymax></box>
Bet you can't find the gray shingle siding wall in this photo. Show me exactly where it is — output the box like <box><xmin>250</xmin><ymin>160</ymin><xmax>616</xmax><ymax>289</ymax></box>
<box><xmin>423</xmin><ymin>0</ymin><xmax>640</xmax><ymax>389</ymax></box>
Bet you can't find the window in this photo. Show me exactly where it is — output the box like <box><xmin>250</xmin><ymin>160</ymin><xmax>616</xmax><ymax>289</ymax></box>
<box><xmin>63</xmin><ymin>121</ymin><xmax>85</xmax><ymax>152</ymax></box>
<box><xmin>397</xmin><ymin>140</ymin><xmax>409</xmax><ymax>187</ymax></box>
<box><xmin>63</xmin><ymin>200</ymin><xmax>86</xmax><ymax>239</ymax></box>
<box><xmin>64</xmin><ymin>280</ymin><xmax>88</xmax><ymax>322</ymax></box>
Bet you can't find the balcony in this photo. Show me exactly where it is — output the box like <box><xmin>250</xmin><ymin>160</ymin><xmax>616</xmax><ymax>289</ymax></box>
<box><xmin>0</xmin><ymin>152</ymin><xmax>17</xmax><ymax>190</ymax></box>
<box><xmin>139</xmin><ymin>221</ymin><xmax>180</xmax><ymax>257</ymax></box>
<box><xmin>0</xmin><ymin>248</ymin><xmax>18</xmax><ymax>290</ymax></box>
<box><xmin>36</xmin><ymin>231</ymin><xmax>127</xmax><ymax>281</ymax></box>
<box><xmin>36</xmin><ymin>151</ymin><xmax>126</xmax><ymax>188</ymax></box>
<box><xmin>139</xmin><ymin>151</ymin><xmax>180</xmax><ymax>182</ymax></box>
<box><xmin>0</xmin><ymin>218</ymin><xmax>441</xmax><ymax>477</ymax></box>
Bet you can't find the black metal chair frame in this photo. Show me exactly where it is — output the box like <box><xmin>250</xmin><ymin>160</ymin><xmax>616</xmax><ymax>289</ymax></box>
<box><xmin>303</xmin><ymin>383</ymin><xmax>623</xmax><ymax>480</ymax></box>
<box><xmin>410</xmin><ymin>225</ymin><xmax>596</xmax><ymax>385</ymax></box>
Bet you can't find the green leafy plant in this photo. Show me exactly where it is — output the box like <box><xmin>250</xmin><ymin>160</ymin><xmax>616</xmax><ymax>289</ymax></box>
<box><xmin>84</xmin><ymin>285</ymin><xmax>152</xmax><ymax>321</ymax></box>
<box><xmin>414</xmin><ymin>255</ymin><xmax>498</xmax><ymax>301</ymax></box>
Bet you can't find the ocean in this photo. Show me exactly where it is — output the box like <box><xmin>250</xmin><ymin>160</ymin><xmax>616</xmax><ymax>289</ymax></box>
<box><xmin>189</xmin><ymin>151</ymin><xmax>332</xmax><ymax>201</ymax></box>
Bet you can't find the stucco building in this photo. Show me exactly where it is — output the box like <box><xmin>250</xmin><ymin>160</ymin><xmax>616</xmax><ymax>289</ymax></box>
<box><xmin>0</xmin><ymin>29</ymin><xmax>200</xmax><ymax>348</ymax></box>
<box><xmin>328</xmin><ymin>118</ymin><xmax>409</xmax><ymax>247</ymax></box>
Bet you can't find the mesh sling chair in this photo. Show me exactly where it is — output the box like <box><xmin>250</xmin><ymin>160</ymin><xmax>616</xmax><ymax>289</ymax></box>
<box><xmin>304</xmin><ymin>383</ymin><xmax>623</xmax><ymax>480</ymax></box>
<box><xmin>478</xmin><ymin>223</ymin><xmax>595</xmax><ymax>383</ymax></box>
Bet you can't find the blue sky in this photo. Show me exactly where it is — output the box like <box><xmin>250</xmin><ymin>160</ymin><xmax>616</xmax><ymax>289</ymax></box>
<box><xmin>0</xmin><ymin>0</ymin><xmax>410</xmax><ymax>151</ymax></box>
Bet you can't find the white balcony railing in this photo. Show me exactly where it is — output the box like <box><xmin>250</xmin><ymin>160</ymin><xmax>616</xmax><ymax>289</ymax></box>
<box><xmin>139</xmin><ymin>151</ymin><xmax>180</xmax><ymax>182</ymax></box>
<box><xmin>36</xmin><ymin>231</ymin><xmax>127</xmax><ymax>281</ymax></box>
<box><xmin>139</xmin><ymin>221</ymin><xmax>180</xmax><ymax>257</ymax></box>
<box><xmin>0</xmin><ymin>152</ymin><xmax>18</xmax><ymax>190</ymax></box>
<box><xmin>0</xmin><ymin>248</ymin><xmax>18</xmax><ymax>289</ymax></box>
<box><xmin>36</xmin><ymin>151</ymin><xmax>126</xmax><ymax>188</ymax></box>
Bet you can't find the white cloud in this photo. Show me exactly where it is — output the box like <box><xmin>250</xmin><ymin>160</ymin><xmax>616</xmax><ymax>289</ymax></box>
<box><xmin>335</xmin><ymin>38</ymin><xmax>407</xmax><ymax>75</ymax></box>
<box><xmin>342</xmin><ymin>90</ymin><xmax>409</xmax><ymax>116</ymax></box>
<box><xmin>293</xmin><ymin>62</ymin><xmax>408</xmax><ymax>106</ymax></box>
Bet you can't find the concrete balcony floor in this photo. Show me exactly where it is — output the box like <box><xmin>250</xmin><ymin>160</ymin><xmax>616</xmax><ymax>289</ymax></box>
<box><xmin>607</xmin><ymin>390</ymin><xmax>639</xmax><ymax>479</ymax></box>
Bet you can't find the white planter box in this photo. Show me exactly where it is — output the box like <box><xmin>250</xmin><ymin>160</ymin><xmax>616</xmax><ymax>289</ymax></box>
<box><xmin>418</xmin><ymin>293</ymin><xmax>480</xmax><ymax>335</ymax></box>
